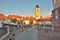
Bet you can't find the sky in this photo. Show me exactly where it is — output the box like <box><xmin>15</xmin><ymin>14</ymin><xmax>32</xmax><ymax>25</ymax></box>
<box><xmin>0</xmin><ymin>0</ymin><xmax>53</xmax><ymax>17</ymax></box>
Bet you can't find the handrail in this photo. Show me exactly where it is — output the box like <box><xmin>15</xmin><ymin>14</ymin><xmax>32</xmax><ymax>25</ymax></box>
<box><xmin>0</xmin><ymin>26</ymin><xmax>9</xmax><ymax>40</ymax></box>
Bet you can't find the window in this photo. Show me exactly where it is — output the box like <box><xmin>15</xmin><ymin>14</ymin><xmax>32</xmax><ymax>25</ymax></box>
<box><xmin>56</xmin><ymin>20</ymin><xmax>58</xmax><ymax>26</ymax></box>
<box><xmin>54</xmin><ymin>0</ymin><xmax>58</xmax><ymax>8</ymax></box>
<box><xmin>55</xmin><ymin>10</ymin><xmax>58</xmax><ymax>19</ymax></box>
<box><xmin>57</xmin><ymin>0</ymin><xmax>60</xmax><ymax>7</ymax></box>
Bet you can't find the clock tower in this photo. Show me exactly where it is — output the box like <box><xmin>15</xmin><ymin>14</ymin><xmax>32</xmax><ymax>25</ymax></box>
<box><xmin>35</xmin><ymin>0</ymin><xmax>40</xmax><ymax>20</ymax></box>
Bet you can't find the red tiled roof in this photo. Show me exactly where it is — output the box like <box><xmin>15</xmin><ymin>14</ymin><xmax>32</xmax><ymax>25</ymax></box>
<box><xmin>0</xmin><ymin>13</ymin><xmax>6</xmax><ymax>20</ymax></box>
<box><xmin>0</xmin><ymin>14</ymin><xmax>51</xmax><ymax>21</ymax></box>
<box><xmin>8</xmin><ymin>15</ymin><xmax>22</xmax><ymax>20</ymax></box>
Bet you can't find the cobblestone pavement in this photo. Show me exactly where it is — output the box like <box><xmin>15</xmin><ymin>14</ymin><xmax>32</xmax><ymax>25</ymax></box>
<box><xmin>9</xmin><ymin>27</ymin><xmax>30</xmax><ymax>40</ymax></box>
<box><xmin>38</xmin><ymin>29</ymin><xmax>60</xmax><ymax>40</ymax></box>
<box><xmin>9</xmin><ymin>26</ymin><xmax>60</xmax><ymax>40</ymax></box>
<box><xmin>14</xmin><ymin>26</ymin><xmax>39</xmax><ymax>40</ymax></box>
<box><xmin>14</xmin><ymin>26</ymin><xmax>60</xmax><ymax>40</ymax></box>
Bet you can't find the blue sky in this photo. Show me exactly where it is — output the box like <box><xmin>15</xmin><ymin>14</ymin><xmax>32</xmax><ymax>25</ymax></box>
<box><xmin>0</xmin><ymin>0</ymin><xmax>53</xmax><ymax>17</ymax></box>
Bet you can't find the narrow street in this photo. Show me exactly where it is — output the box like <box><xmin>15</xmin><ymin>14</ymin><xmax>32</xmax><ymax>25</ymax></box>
<box><xmin>14</xmin><ymin>26</ymin><xmax>39</xmax><ymax>40</ymax></box>
<box><xmin>14</xmin><ymin>26</ymin><xmax>60</xmax><ymax>40</ymax></box>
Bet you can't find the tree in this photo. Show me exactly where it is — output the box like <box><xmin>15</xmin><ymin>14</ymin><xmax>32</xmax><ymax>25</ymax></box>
<box><xmin>29</xmin><ymin>18</ymin><xmax>33</xmax><ymax>24</ymax></box>
<box><xmin>12</xmin><ymin>19</ymin><xmax>17</xmax><ymax>23</ymax></box>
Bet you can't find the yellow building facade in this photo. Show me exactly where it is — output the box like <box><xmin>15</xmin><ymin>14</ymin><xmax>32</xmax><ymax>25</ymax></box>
<box><xmin>35</xmin><ymin>5</ymin><xmax>40</xmax><ymax>20</ymax></box>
